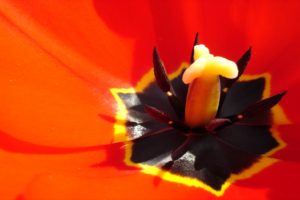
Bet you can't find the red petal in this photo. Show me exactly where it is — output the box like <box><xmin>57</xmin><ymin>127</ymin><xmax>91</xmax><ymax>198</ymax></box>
<box><xmin>273</xmin><ymin>124</ymin><xmax>300</xmax><ymax>161</ymax></box>
<box><xmin>22</xmin><ymin>168</ymin><xmax>215</xmax><ymax>200</ymax></box>
<box><xmin>0</xmin><ymin>0</ymin><xmax>138</xmax><ymax>146</ymax></box>
<box><xmin>21</xmin><ymin>161</ymin><xmax>300</xmax><ymax>200</ymax></box>
<box><xmin>0</xmin><ymin>1</ymin><xmax>299</xmax><ymax>199</ymax></box>
<box><xmin>235</xmin><ymin>160</ymin><xmax>300</xmax><ymax>200</ymax></box>
<box><xmin>277</xmin><ymin>81</ymin><xmax>300</xmax><ymax>124</ymax></box>
<box><xmin>0</xmin><ymin>0</ymin><xmax>135</xmax><ymax>85</ymax></box>
<box><xmin>0</xmin><ymin>150</ymin><xmax>106</xmax><ymax>200</ymax></box>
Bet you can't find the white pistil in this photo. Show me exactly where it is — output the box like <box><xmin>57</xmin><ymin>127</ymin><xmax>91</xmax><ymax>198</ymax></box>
<box><xmin>183</xmin><ymin>44</ymin><xmax>238</xmax><ymax>127</ymax></box>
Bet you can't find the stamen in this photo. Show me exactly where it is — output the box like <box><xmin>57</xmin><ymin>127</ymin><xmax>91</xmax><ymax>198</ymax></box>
<box><xmin>153</xmin><ymin>48</ymin><xmax>172</xmax><ymax>92</ymax></box>
<box><xmin>190</xmin><ymin>32</ymin><xmax>199</xmax><ymax>64</ymax></box>
<box><xmin>153</xmin><ymin>48</ymin><xmax>184</xmax><ymax>118</ymax></box>
<box><xmin>238</xmin><ymin>92</ymin><xmax>286</xmax><ymax>120</ymax></box>
<box><xmin>221</xmin><ymin>47</ymin><xmax>252</xmax><ymax>89</ymax></box>
<box><xmin>218</xmin><ymin>47</ymin><xmax>252</xmax><ymax>116</ymax></box>
<box><xmin>205</xmin><ymin>118</ymin><xmax>231</xmax><ymax>132</ymax></box>
<box><xmin>144</xmin><ymin>105</ymin><xmax>189</xmax><ymax>131</ymax></box>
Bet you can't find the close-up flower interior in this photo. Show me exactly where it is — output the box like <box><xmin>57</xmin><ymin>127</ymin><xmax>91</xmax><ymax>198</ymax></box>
<box><xmin>0</xmin><ymin>0</ymin><xmax>300</xmax><ymax>200</ymax></box>
<box><xmin>112</xmin><ymin>40</ymin><xmax>287</xmax><ymax>195</ymax></box>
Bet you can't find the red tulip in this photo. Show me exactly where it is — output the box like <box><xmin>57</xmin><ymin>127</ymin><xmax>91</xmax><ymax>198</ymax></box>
<box><xmin>0</xmin><ymin>0</ymin><xmax>299</xmax><ymax>199</ymax></box>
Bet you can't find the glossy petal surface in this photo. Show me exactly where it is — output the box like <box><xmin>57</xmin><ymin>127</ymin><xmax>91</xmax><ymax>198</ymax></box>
<box><xmin>0</xmin><ymin>0</ymin><xmax>299</xmax><ymax>199</ymax></box>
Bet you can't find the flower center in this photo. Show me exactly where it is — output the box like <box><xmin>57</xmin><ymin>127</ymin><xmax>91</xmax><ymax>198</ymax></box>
<box><xmin>112</xmin><ymin>34</ymin><xmax>287</xmax><ymax>194</ymax></box>
<box><xmin>183</xmin><ymin>44</ymin><xmax>238</xmax><ymax>127</ymax></box>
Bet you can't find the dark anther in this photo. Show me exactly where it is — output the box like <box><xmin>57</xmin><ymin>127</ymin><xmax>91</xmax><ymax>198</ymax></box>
<box><xmin>144</xmin><ymin>105</ymin><xmax>189</xmax><ymax>132</ymax></box>
<box><xmin>229</xmin><ymin>91</ymin><xmax>287</xmax><ymax>124</ymax></box>
<box><xmin>242</xmin><ymin>91</ymin><xmax>286</xmax><ymax>117</ymax></box>
<box><xmin>205</xmin><ymin>118</ymin><xmax>232</xmax><ymax>132</ymax></box>
<box><xmin>153</xmin><ymin>48</ymin><xmax>184</xmax><ymax>118</ymax></box>
<box><xmin>153</xmin><ymin>47</ymin><xmax>172</xmax><ymax>93</ymax></box>
<box><xmin>228</xmin><ymin>47</ymin><xmax>252</xmax><ymax>88</ymax></box>
<box><xmin>135</xmin><ymin>127</ymin><xmax>174</xmax><ymax>141</ymax></box>
<box><xmin>218</xmin><ymin>47</ymin><xmax>252</xmax><ymax>116</ymax></box>
<box><xmin>190</xmin><ymin>32</ymin><xmax>199</xmax><ymax>64</ymax></box>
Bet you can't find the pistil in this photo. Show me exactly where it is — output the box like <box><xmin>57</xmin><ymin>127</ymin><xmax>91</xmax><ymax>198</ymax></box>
<box><xmin>183</xmin><ymin>45</ymin><xmax>238</xmax><ymax>127</ymax></box>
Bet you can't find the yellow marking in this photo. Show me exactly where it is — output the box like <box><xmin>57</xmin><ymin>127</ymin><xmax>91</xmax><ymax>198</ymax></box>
<box><xmin>110</xmin><ymin>88</ymin><xmax>135</xmax><ymax>142</ymax></box>
<box><xmin>111</xmin><ymin>64</ymin><xmax>289</xmax><ymax>196</ymax></box>
<box><xmin>265</xmin><ymin>127</ymin><xmax>286</xmax><ymax>157</ymax></box>
<box><xmin>273</xmin><ymin>106</ymin><xmax>290</xmax><ymax>125</ymax></box>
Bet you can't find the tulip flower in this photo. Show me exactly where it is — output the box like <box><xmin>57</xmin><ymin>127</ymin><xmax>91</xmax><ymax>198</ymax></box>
<box><xmin>0</xmin><ymin>0</ymin><xmax>299</xmax><ymax>200</ymax></box>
